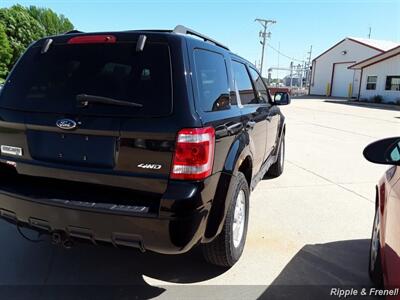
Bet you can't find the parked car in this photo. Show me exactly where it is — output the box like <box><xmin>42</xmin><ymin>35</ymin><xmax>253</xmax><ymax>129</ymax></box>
<box><xmin>0</xmin><ymin>25</ymin><xmax>289</xmax><ymax>267</ymax></box>
<box><xmin>269</xmin><ymin>87</ymin><xmax>291</xmax><ymax>97</ymax></box>
<box><xmin>363</xmin><ymin>137</ymin><xmax>400</xmax><ymax>287</ymax></box>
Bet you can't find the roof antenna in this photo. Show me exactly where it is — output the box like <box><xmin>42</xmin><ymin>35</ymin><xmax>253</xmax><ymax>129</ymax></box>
<box><xmin>368</xmin><ymin>26</ymin><xmax>372</xmax><ymax>39</ymax></box>
<box><xmin>41</xmin><ymin>38</ymin><xmax>53</xmax><ymax>54</ymax></box>
<box><xmin>136</xmin><ymin>35</ymin><xmax>147</xmax><ymax>52</ymax></box>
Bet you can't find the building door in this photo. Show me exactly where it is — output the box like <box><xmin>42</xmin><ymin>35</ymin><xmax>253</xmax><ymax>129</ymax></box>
<box><xmin>331</xmin><ymin>62</ymin><xmax>355</xmax><ymax>97</ymax></box>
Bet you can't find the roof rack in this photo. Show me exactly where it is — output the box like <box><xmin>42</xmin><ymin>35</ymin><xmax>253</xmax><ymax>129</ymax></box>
<box><xmin>62</xmin><ymin>27</ymin><xmax>229</xmax><ymax>50</ymax></box>
<box><xmin>173</xmin><ymin>25</ymin><xmax>229</xmax><ymax>51</ymax></box>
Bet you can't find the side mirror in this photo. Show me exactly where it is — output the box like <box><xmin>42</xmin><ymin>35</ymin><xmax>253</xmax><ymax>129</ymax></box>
<box><xmin>274</xmin><ymin>92</ymin><xmax>291</xmax><ymax>105</ymax></box>
<box><xmin>363</xmin><ymin>137</ymin><xmax>400</xmax><ymax>166</ymax></box>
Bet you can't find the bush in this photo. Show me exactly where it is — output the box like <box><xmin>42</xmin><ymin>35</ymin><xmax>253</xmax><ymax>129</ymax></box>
<box><xmin>371</xmin><ymin>95</ymin><xmax>383</xmax><ymax>103</ymax></box>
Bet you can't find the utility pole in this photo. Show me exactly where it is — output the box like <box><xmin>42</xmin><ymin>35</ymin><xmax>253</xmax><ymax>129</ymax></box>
<box><xmin>306</xmin><ymin>45</ymin><xmax>312</xmax><ymax>87</ymax></box>
<box><xmin>277</xmin><ymin>42</ymin><xmax>280</xmax><ymax>85</ymax></box>
<box><xmin>307</xmin><ymin>45</ymin><xmax>312</xmax><ymax>69</ymax></box>
<box><xmin>289</xmin><ymin>61</ymin><xmax>294</xmax><ymax>88</ymax></box>
<box><xmin>299</xmin><ymin>63</ymin><xmax>303</xmax><ymax>89</ymax></box>
<box><xmin>255</xmin><ymin>18</ymin><xmax>276</xmax><ymax>77</ymax></box>
<box><xmin>368</xmin><ymin>27</ymin><xmax>372</xmax><ymax>39</ymax></box>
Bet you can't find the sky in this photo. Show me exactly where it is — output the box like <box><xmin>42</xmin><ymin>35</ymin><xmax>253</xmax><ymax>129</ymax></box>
<box><xmin>1</xmin><ymin>0</ymin><xmax>399</xmax><ymax>78</ymax></box>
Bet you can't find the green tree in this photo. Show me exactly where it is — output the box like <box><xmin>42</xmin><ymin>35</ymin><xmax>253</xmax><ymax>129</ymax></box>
<box><xmin>0</xmin><ymin>5</ymin><xmax>74</xmax><ymax>72</ymax></box>
<box><xmin>0</xmin><ymin>5</ymin><xmax>46</xmax><ymax>68</ymax></box>
<box><xmin>0</xmin><ymin>23</ymin><xmax>12</xmax><ymax>81</ymax></box>
<box><xmin>27</xmin><ymin>6</ymin><xmax>73</xmax><ymax>36</ymax></box>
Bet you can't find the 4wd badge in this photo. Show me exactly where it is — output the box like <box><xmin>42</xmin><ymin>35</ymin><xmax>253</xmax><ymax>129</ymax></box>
<box><xmin>137</xmin><ymin>163</ymin><xmax>162</xmax><ymax>170</ymax></box>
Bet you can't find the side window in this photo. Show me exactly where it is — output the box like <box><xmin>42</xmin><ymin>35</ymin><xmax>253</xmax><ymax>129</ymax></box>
<box><xmin>366</xmin><ymin>76</ymin><xmax>377</xmax><ymax>90</ymax></box>
<box><xmin>193</xmin><ymin>49</ymin><xmax>230</xmax><ymax>112</ymax></box>
<box><xmin>249</xmin><ymin>67</ymin><xmax>269</xmax><ymax>103</ymax></box>
<box><xmin>231</xmin><ymin>61</ymin><xmax>257</xmax><ymax>105</ymax></box>
<box><xmin>385</xmin><ymin>76</ymin><xmax>400</xmax><ymax>91</ymax></box>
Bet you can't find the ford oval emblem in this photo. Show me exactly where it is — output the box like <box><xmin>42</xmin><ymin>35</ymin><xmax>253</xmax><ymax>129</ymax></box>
<box><xmin>56</xmin><ymin>119</ymin><xmax>77</xmax><ymax>130</ymax></box>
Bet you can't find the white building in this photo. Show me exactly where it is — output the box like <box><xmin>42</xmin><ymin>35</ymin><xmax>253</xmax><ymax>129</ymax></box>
<box><xmin>349</xmin><ymin>46</ymin><xmax>400</xmax><ymax>103</ymax></box>
<box><xmin>310</xmin><ymin>37</ymin><xmax>399</xmax><ymax>98</ymax></box>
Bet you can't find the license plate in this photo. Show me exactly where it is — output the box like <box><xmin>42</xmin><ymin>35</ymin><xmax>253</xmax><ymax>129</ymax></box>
<box><xmin>1</xmin><ymin>145</ymin><xmax>23</xmax><ymax>156</ymax></box>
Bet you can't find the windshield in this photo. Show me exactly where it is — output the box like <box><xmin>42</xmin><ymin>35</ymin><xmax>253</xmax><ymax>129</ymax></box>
<box><xmin>0</xmin><ymin>41</ymin><xmax>172</xmax><ymax>117</ymax></box>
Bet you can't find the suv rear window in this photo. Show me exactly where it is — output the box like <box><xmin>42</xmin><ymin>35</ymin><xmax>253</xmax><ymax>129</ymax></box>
<box><xmin>0</xmin><ymin>41</ymin><xmax>172</xmax><ymax>117</ymax></box>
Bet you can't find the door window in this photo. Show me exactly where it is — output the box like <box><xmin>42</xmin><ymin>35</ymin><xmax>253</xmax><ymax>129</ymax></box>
<box><xmin>231</xmin><ymin>61</ymin><xmax>257</xmax><ymax>105</ymax></box>
<box><xmin>249</xmin><ymin>67</ymin><xmax>269</xmax><ymax>103</ymax></box>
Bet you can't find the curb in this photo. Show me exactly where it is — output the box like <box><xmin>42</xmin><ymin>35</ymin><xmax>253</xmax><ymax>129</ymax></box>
<box><xmin>324</xmin><ymin>100</ymin><xmax>400</xmax><ymax>111</ymax></box>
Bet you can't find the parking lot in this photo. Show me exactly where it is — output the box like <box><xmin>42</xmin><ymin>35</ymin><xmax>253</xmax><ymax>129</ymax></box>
<box><xmin>0</xmin><ymin>97</ymin><xmax>399</xmax><ymax>299</ymax></box>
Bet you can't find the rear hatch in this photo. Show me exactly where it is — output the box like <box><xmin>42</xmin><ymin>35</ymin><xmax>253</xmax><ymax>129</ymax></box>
<box><xmin>0</xmin><ymin>33</ymin><xmax>179</xmax><ymax>195</ymax></box>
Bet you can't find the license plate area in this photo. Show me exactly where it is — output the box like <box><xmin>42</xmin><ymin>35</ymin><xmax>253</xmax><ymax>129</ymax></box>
<box><xmin>27</xmin><ymin>130</ymin><xmax>117</xmax><ymax>168</ymax></box>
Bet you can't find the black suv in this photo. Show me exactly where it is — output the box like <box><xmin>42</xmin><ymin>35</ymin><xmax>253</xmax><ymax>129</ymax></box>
<box><xmin>0</xmin><ymin>25</ymin><xmax>289</xmax><ymax>267</ymax></box>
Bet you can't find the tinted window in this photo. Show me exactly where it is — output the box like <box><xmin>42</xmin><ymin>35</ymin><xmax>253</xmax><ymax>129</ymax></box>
<box><xmin>0</xmin><ymin>42</ymin><xmax>172</xmax><ymax>117</ymax></box>
<box><xmin>249</xmin><ymin>67</ymin><xmax>269</xmax><ymax>103</ymax></box>
<box><xmin>193</xmin><ymin>49</ymin><xmax>230</xmax><ymax>112</ymax></box>
<box><xmin>231</xmin><ymin>61</ymin><xmax>256</xmax><ymax>105</ymax></box>
<box><xmin>385</xmin><ymin>76</ymin><xmax>400</xmax><ymax>91</ymax></box>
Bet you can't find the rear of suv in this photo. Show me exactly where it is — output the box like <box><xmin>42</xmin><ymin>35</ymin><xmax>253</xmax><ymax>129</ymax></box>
<box><xmin>0</xmin><ymin>25</ymin><xmax>289</xmax><ymax>267</ymax></box>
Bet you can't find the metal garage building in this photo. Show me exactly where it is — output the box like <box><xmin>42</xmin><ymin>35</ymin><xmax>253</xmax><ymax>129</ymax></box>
<box><xmin>349</xmin><ymin>45</ymin><xmax>400</xmax><ymax>103</ymax></box>
<box><xmin>309</xmin><ymin>37</ymin><xmax>399</xmax><ymax>98</ymax></box>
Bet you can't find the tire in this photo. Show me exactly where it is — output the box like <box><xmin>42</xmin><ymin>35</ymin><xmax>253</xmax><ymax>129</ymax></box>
<box><xmin>202</xmin><ymin>172</ymin><xmax>250</xmax><ymax>267</ymax></box>
<box><xmin>369</xmin><ymin>206</ymin><xmax>384</xmax><ymax>287</ymax></box>
<box><xmin>267</xmin><ymin>134</ymin><xmax>285</xmax><ymax>178</ymax></box>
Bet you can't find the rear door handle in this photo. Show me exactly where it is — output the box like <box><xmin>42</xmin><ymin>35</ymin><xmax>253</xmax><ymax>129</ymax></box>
<box><xmin>246</xmin><ymin>121</ymin><xmax>256</xmax><ymax>130</ymax></box>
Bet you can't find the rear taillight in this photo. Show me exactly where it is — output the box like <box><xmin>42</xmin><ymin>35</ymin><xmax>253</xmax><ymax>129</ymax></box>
<box><xmin>67</xmin><ymin>35</ymin><xmax>116</xmax><ymax>44</ymax></box>
<box><xmin>170</xmin><ymin>127</ymin><xmax>215</xmax><ymax>180</ymax></box>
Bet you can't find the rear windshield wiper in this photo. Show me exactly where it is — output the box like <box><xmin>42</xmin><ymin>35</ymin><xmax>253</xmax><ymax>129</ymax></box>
<box><xmin>76</xmin><ymin>94</ymin><xmax>143</xmax><ymax>108</ymax></box>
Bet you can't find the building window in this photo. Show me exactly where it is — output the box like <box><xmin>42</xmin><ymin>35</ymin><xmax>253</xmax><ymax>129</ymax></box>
<box><xmin>366</xmin><ymin>76</ymin><xmax>377</xmax><ymax>90</ymax></box>
<box><xmin>385</xmin><ymin>76</ymin><xmax>400</xmax><ymax>91</ymax></box>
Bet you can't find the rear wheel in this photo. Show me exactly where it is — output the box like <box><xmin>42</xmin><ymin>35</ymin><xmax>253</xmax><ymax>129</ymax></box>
<box><xmin>267</xmin><ymin>134</ymin><xmax>285</xmax><ymax>177</ymax></box>
<box><xmin>202</xmin><ymin>172</ymin><xmax>249</xmax><ymax>267</ymax></box>
<box><xmin>369</xmin><ymin>206</ymin><xmax>383</xmax><ymax>286</ymax></box>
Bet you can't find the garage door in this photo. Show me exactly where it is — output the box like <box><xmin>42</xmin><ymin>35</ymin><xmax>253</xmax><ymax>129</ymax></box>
<box><xmin>331</xmin><ymin>63</ymin><xmax>354</xmax><ymax>97</ymax></box>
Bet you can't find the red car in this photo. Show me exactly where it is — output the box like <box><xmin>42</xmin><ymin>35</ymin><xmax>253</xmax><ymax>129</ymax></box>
<box><xmin>364</xmin><ymin>137</ymin><xmax>400</xmax><ymax>290</ymax></box>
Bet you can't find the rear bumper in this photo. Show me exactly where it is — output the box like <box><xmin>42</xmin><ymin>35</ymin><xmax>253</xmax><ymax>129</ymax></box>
<box><xmin>0</xmin><ymin>172</ymin><xmax>225</xmax><ymax>254</ymax></box>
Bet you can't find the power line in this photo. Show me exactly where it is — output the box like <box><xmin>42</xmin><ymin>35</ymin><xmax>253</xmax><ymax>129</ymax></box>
<box><xmin>267</xmin><ymin>43</ymin><xmax>305</xmax><ymax>63</ymax></box>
